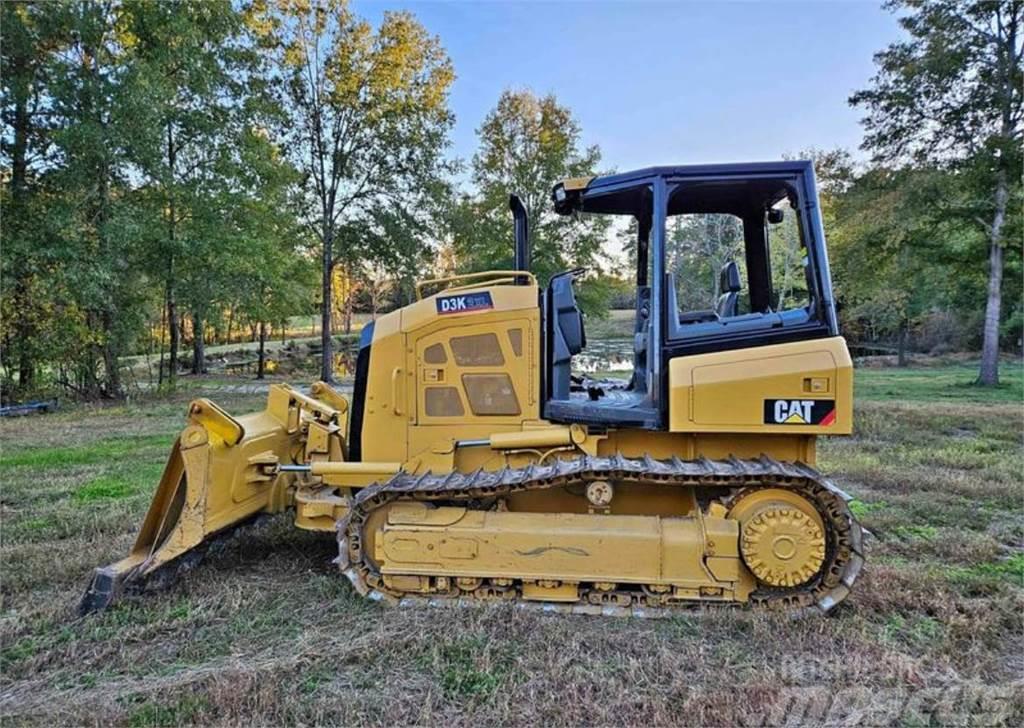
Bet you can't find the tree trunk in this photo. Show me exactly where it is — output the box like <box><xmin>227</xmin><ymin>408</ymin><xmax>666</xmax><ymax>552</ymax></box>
<box><xmin>91</xmin><ymin>80</ymin><xmax>120</xmax><ymax>399</ymax></box>
<box><xmin>17</xmin><ymin>342</ymin><xmax>34</xmax><ymax>391</ymax></box>
<box><xmin>320</xmin><ymin>231</ymin><xmax>334</xmax><ymax>383</ymax></box>
<box><xmin>83</xmin><ymin>312</ymin><xmax>103</xmax><ymax>400</ymax></box>
<box><xmin>167</xmin><ymin>290</ymin><xmax>179</xmax><ymax>387</ymax></box>
<box><xmin>978</xmin><ymin>7</ymin><xmax>1018</xmax><ymax>386</ymax></box>
<box><xmin>158</xmin><ymin>293</ymin><xmax>167</xmax><ymax>388</ymax></box>
<box><xmin>101</xmin><ymin>310</ymin><xmax>122</xmax><ymax>397</ymax></box>
<box><xmin>897</xmin><ymin>320</ymin><xmax>908</xmax><ymax>368</ymax></box>
<box><xmin>191</xmin><ymin>312</ymin><xmax>206</xmax><ymax>374</ymax></box>
<box><xmin>9</xmin><ymin>38</ymin><xmax>34</xmax><ymax>392</ymax></box>
<box><xmin>10</xmin><ymin>77</ymin><xmax>28</xmax><ymax>203</ymax></box>
<box><xmin>15</xmin><ymin>279</ymin><xmax>34</xmax><ymax>392</ymax></box>
<box><xmin>257</xmin><ymin>321</ymin><xmax>267</xmax><ymax>379</ymax></box>
<box><xmin>165</xmin><ymin>122</ymin><xmax>179</xmax><ymax>389</ymax></box>
<box><xmin>978</xmin><ymin>167</ymin><xmax>1008</xmax><ymax>386</ymax></box>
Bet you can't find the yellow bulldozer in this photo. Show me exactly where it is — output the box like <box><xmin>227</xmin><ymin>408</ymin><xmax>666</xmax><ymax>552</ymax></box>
<box><xmin>82</xmin><ymin>161</ymin><xmax>864</xmax><ymax>616</ymax></box>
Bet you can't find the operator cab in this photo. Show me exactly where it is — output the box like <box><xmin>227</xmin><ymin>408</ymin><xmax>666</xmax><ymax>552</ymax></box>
<box><xmin>538</xmin><ymin>161</ymin><xmax>839</xmax><ymax>429</ymax></box>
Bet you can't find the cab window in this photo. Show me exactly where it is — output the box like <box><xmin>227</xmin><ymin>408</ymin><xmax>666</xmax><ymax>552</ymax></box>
<box><xmin>667</xmin><ymin>212</ymin><xmax>746</xmax><ymax>315</ymax></box>
<box><xmin>665</xmin><ymin>178</ymin><xmax>820</xmax><ymax>343</ymax></box>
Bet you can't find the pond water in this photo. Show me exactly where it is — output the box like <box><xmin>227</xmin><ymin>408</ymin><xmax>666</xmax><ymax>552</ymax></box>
<box><xmin>572</xmin><ymin>338</ymin><xmax>634</xmax><ymax>375</ymax></box>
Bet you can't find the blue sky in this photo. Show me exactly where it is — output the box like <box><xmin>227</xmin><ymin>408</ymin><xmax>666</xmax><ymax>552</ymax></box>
<box><xmin>354</xmin><ymin>1</ymin><xmax>903</xmax><ymax>172</ymax></box>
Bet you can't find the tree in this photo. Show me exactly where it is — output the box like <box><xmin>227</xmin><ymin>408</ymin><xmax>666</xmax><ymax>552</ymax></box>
<box><xmin>665</xmin><ymin>214</ymin><xmax>744</xmax><ymax>312</ymax></box>
<box><xmin>125</xmin><ymin>0</ymin><xmax>272</xmax><ymax>388</ymax></box>
<box><xmin>830</xmin><ymin>167</ymin><xmax>946</xmax><ymax>364</ymax></box>
<box><xmin>42</xmin><ymin>0</ymin><xmax>156</xmax><ymax>398</ymax></box>
<box><xmin>453</xmin><ymin>90</ymin><xmax>610</xmax><ymax>312</ymax></box>
<box><xmin>0</xmin><ymin>1</ymin><xmax>59</xmax><ymax>395</ymax></box>
<box><xmin>234</xmin><ymin>218</ymin><xmax>312</xmax><ymax>380</ymax></box>
<box><xmin>851</xmin><ymin>0</ymin><xmax>1023</xmax><ymax>384</ymax></box>
<box><xmin>1</xmin><ymin>1</ymin><xmax>316</xmax><ymax>402</ymax></box>
<box><xmin>785</xmin><ymin>148</ymin><xmax>856</xmax><ymax>230</ymax></box>
<box><xmin>250</xmin><ymin>0</ymin><xmax>455</xmax><ymax>382</ymax></box>
<box><xmin>361</xmin><ymin>178</ymin><xmax>454</xmax><ymax>308</ymax></box>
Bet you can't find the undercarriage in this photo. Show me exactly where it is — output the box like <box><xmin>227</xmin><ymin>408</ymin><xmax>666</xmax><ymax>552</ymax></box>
<box><xmin>339</xmin><ymin>455</ymin><xmax>863</xmax><ymax>615</ymax></box>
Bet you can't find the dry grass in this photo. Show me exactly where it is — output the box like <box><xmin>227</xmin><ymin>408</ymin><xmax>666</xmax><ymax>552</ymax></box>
<box><xmin>1</xmin><ymin>368</ymin><xmax>1022</xmax><ymax>726</ymax></box>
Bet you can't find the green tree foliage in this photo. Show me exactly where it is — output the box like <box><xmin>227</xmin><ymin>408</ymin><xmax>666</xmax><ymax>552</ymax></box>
<box><xmin>452</xmin><ymin>90</ymin><xmax>611</xmax><ymax>313</ymax></box>
<box><xmin>34</xmin><ymin>0</ymin><xmax>152</xmax><ymax>397</ymax></box>
<box><xmin>1</xmin><ymin>1</ymin><xmax>61</xmax><ymax>396</ymax></box>
<box><xmin>124</xmin><ymin>0</ymin><xmax>287</xmax><ymax>386</ymax></box>
<box><xmin>850</xmin><ymin>0</ymin><xmax>1023</xmax><ymax>384</ymax></box>
<box><xmin>829</xmin><ymin>162</ymin><xmax>1022</xmax><ymax>359</ymax></box>
<box><xmin>1</xmin><ymin>0</ymin><xmax>307</xmax><ymax>400</ymax></box>
<box><xmin>249</xmin><ymin>0</ymin><xmax>455</xmax><ymax>381</ymax></box>
<box><xmin>230</xmin><ymin>174</ymin><xmax>314</xmax><ymax>379</ymax></box>
<box><xmin>831</xmin><ymin>168</ymin><xmax>948</xmax><ymax>364</ymax></box>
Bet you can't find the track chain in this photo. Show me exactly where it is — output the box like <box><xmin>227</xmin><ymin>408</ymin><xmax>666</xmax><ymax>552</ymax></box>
<box><xmin>335</xmin><ymin>454</ymin><xmax>865</xmax><ymax>616</ymax></box>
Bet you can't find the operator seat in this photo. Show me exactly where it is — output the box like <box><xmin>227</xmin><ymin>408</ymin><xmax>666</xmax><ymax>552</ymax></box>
<box><xmin>630</xmin><ymin>286</ymin><xmax>651</xmax><ymax>393</ymax></box>
<box><xmin>715</xmin><ymin>261</ymin><xmax>741</xmax><ymax>318</ymax></box>
<box><xmin>548</xmin><ymin>270</ymin><xmax>586</xmax><ymax>400</ymax></box>
<box><xmin>545</xmin><ymin>268</ymin><xmax>659</xmax><ymax>428</ymax></box>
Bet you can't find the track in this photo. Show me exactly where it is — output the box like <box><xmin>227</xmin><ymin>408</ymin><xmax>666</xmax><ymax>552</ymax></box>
<box><xmin>336</xmin><ymin>455</ymin><xmax>865</xmax><ymax>616</ymax></box>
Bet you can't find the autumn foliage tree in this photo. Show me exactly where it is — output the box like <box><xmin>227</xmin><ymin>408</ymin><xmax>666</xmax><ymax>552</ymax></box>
<box><xmin>851</xmin><ymin>0</ymin><xmax>1023</xmax><ymax>384</ymax></box>
<box><xmin>249</xmin><ymin>0</ymin><xmax>454</xmax><ymax>382</ymax></box>
<box><xmin>451</xmin><ymin>90</ymin><xmax>611</xmax><ymax>312</ymax></box>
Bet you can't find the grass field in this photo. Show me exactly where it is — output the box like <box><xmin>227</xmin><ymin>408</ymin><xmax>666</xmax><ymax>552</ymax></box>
<box><xmin>1</xmin><ymin>362</ymin><xmax>1022</xmax><ymax>725</ymax></box>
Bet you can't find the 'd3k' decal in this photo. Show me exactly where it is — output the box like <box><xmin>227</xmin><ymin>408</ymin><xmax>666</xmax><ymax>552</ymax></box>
<box><xmin>436</xmin><ymin>291</ymin><xmax>494</xmax><ymax>315</ymax></box>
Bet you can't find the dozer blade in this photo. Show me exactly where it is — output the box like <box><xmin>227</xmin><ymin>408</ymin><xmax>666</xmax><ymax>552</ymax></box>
<box><xmin>79</xmin><ymin>391</ymin><xmax>306</xmax><ymax>615</ymax></box>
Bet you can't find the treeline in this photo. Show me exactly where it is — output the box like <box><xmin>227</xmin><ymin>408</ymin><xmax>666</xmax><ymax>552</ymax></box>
<box><xmin>2</xmin><ymin>0</ymin><xmax>1021</xmax><ymax>401</ymax></box>
<box><xmin>836</xmin><ymin>0</ymin><xmax>1021</xmax><ymax>386</ymax></box>
<box><xmin>0</xmin><ymin>0</ymin><xmax>616</xmax><ymax>400</ymax></box>
<box><xmin>2</xmin><ymin>1</ymin><xmax>316</xmax><ymax>398</ymax></box>
<box><xmin>822</xmin><ymin>152</ymin><xmax>1022</xmax><ymax>367</ymax></box>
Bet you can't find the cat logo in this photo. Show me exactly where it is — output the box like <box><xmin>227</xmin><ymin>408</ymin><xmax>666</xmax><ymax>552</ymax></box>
<box><xmin>763</xmin><ymin>399</ymin><xmax>836</xmax><ymax>426</ymax></box>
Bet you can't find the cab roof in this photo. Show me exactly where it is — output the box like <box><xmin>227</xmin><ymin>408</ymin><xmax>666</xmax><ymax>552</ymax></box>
<box><xmin>552</xmin><ymin>160</ymin><xmax>815</xmax><ymax>217</ymax></box>
<box><xmin>555</xmin><ymin>160</ymin><xmax>814</xmax><ymax>193</ymax></box>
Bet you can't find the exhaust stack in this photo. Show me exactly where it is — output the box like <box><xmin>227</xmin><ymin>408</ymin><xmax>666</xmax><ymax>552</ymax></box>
<box><xmin>509</xmin><ymin>194</ymin><xmax>530</xmax><ymax>276</ymax></box>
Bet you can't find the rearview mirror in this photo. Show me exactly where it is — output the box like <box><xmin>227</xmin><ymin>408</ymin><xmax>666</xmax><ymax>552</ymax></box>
<box><xmin>767</xmin><ymin>208</ymin><xmax>784</xmax><ymax>224</ymax></box>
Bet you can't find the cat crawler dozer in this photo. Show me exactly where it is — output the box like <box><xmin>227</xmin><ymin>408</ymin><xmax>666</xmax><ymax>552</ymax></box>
<box><xmin>82</xmin><ymin>161</ymin><xmax>864</xmax><ymax>616</ymax></box>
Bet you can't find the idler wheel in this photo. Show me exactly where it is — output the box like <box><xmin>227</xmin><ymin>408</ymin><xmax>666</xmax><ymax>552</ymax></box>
<box><xmin>728</xmin><ymin>489</ymin><xmax>826</xmax><ymax>588</ymax></box>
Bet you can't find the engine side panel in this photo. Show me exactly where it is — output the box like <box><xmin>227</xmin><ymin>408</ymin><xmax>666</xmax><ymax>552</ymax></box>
<box><xmin>667</xmin><ymin>337</ymin><xmax>853</xmax><ymax>435</ymax></box>
<box><xmin>357</xmin><ymin>284</ymin><xmax>541</xmax><ymax>464</ymax></box>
